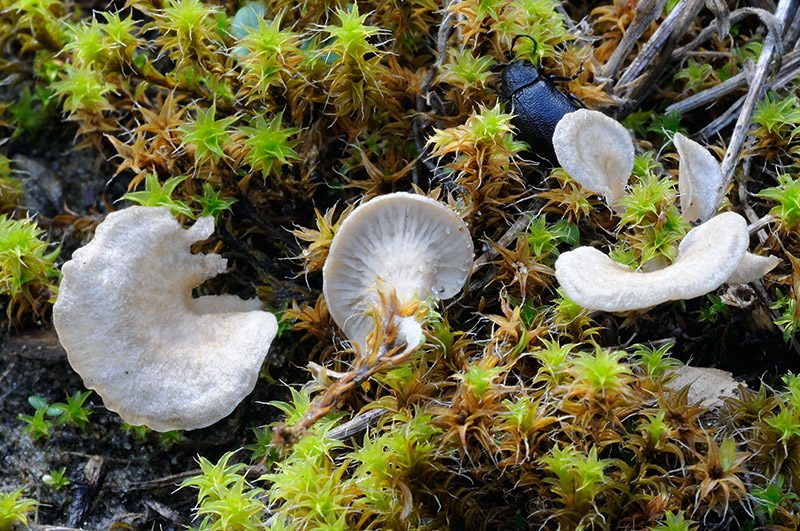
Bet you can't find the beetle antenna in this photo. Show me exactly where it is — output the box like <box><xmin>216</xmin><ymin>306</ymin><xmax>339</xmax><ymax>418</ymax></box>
<box><xmin>511</xmin><ymin>34</ymin><xmax>538</xmax><ymax>58</ymax></box>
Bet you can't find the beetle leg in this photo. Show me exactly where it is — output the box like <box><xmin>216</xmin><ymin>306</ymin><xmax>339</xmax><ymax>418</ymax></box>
<box><xmin>547</xmin><ymin>61</ymin><xmax>585</xmax><ymax>83</ymax></box>
<box><xmin>567</xmin><ymin>93</ymin><xmax>587</xmax><ymax>109</ymax></box>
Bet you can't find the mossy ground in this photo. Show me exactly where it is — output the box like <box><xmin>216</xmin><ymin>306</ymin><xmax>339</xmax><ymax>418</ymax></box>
<box><xmin>1</xmin><ymin>0</ymin><xmax>800</xmax><ymax>529</ymax></box>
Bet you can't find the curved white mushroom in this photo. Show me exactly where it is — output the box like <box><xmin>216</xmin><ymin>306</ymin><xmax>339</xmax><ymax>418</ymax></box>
<box><xmin>674</xmin><ymin>133</ymin><xmax>723</xmax><ymax>224</ymax></box>
<box><xmin>53</xmin><ymin>206</ymin><xmax>278</xmax><ymax>432</ymax></box>
<box><xmin>322</xmin><ymin>192</ymin><xmax>473</xmax><ymax>351</ymax></box>
<box><xmin>554</xmin><ymin>212</ymin><xmax>750</xmax><ymax>312</ymax></box>
<box><xmin>552</xmin><ymin>108</ymin><xmax>634</xmax><ymax>206</ymax></box>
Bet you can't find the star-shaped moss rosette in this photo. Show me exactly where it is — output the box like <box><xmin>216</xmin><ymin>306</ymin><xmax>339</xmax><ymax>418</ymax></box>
<box><xmin>551</xmin><ymin>109</ymin><xmax>780</xmax><ymax>312</ymax></box>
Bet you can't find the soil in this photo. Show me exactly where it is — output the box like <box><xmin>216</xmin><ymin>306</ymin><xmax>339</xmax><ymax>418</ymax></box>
<box><xmin>0</xmin><ymin>322</ymin><xmax>306</xmax><ymax>530</ymax></box>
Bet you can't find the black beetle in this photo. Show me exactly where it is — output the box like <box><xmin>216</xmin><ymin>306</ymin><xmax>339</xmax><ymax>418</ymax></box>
<box><xmin>499</xmin><ymin>36</ymin><xmax>581</xmax><ymax>164</ymax></box>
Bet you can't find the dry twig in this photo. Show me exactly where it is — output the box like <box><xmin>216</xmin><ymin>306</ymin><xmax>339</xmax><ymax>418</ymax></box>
<box><xmin>601</xmin><ymin>0</ymin><xmax>668</xmax><ymax>79</ymax></box>
<box><xmin>718</xmin><ymin>0</ymin><xmax>795</xmax><ymax>202</ymax></box>
<box><xmin>614</xmin><ymin>0</ymin><xmax>705</xmax><ymax>116</ymax></box>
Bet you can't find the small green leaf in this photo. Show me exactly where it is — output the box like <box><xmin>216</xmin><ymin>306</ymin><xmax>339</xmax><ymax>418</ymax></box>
<box><xmin>27</xmin><ymin>395</ymin><xmax>48</xmax><ymax>410</ymax></box>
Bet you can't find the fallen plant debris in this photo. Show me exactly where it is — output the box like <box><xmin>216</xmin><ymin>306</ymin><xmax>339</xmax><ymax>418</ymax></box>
<box><xmin>1</xmin><ymin>0</ymin><xmax>800</xmax><ymax>529</ymax></box>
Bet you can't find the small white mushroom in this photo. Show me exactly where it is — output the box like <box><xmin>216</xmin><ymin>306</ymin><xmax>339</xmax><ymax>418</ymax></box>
<box><xmin>726</xmin><ymin>253</ymin><xmax>782</xmax><ymax>285</ymax></box>
<box><xmin>53</xmin><ymin>206</ymin><xmax>278</xmax><ymax>432</ymax></box>
<box><xmin>674</xmin><ymin>133</ymin><xmax>724</xmax><ymax>224</ymax></box>
<box><xmin>554</xmin><ymin>212</ymin><xmax>750</xmax><ymax>312</ymax></box>
<box><xmin>552</xmin><ymin>108</ymin><xmax>634</xmax><ymax>206</ymax></box>
<box><xmin>322</xmin><ymin>192</ymin><xmax>473</xmax><ymax>351</ymax></box>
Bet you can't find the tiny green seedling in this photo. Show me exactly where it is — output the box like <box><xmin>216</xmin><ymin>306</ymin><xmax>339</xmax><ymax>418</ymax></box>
<box><xmin>651</xmin><ymin>510</ymin><xmax>697</xmax><ymax>531</ymax></box>
<box><xmin>539</xmin><ymin>445</ymin><xmax>612</xmax><ymax>521</ymax></box>
<box><xmin>771</xmin><ymin>288</ymin><xmax>799</xmax><ymax>343</ymax></box>
<box><xmin>526</xmin><ymin>215</ymin><xmax>578</xmax><ymax>259</ymax></box>
<box><xmin>246</xmin><ymin>426</ymin><xmax>277</xmax><ymax>463</ymax></box>
<box><xmin>51</xmin><ymin>66</ymin><xmax>115</xmax><ymax>116</ymax></box>
<box><xmin>42</xmin><ymin>468</ymin><xmax>70</xmax><ymax>491</ymax></box>
<box><xmin>191</xmin><ymin>182</ymin><xmax>237</xmax><ymax>221</ymax></box>
<box><xmin>181</xmin><ymin>451</ymin><xmax>266</xmax><ymax>529</ymax></box>
<box><xmin>0</xmin><ymin>214</ymin><xmax>60</xmax><ymax>319</ymax></box>
<box><xmin>439</xmin><ymin>49</ymin><xmax>496</xmax><ymax>92</ymax></box>
<box><xmin>673</xmin><ymin>58</ymin><xmax>714</xmax><ymax>93</ymax></box>
<box><xmin>699</xmin><ymin>294</ymin><xmax>731</xmax><ymax>323</ymax></box>
<box><xmin>160</xmin><ymin>430</ymin><xmax>182</xmax><ymax>446</ymax></box>
<box><xmin>19</xmin><ymin>392</ymin><xmax>94</xmax><ymax>439</ymax></box>
<box><xmin>781</xmin><ymin>372</ymin><xmax>800</xmax><ymax>410</ymax></box>
<box><xmin>750</xmin><ymin>475</ymin><xmax>798</xmax><ymax>524</ymax></box>
<box><xmin>122</xmin><ymin>173</ymin><xmax>194</xmax><ymax>218</ymax></box>
<box><xmin>632</xmin><ymin>343</ymin><xmax>683</xmax><ymax>380</ymax></box>
<box><xmin>178</xmin><ymin>103</ymin><xmax>237</xmax><ymax>165</ymax></box>
<box><xmin>49</xmin><ymin>390</ymin><xmax>93</xmax><ymax>431</ymax></box>
<box><xmin>645</xmin><ymin>110</ymin><xmax>688</xmax><ymax>144</ymax></box>
<box><xmin>121</xmin><ymin>423</ymin><xmax>150</xmax><ymax>440</ymax></box>
<box><xmin>240</xmin><ymin>112</ymin><xmax>301</xmax><ymax>180</ymax></box>
<box><xmin>753</xmin><ymin>92</ymin><xmax>800</xmax><ymax>139</ymax></box>
<box><xmin>17</xmin><ymin>405</ymin><xmax>52</xmax><ymax>441</ymax></box>
<box><xmin>759</xmin><ymin>174</ymin><xmax>800</xmax><ymax>230</ymax></box>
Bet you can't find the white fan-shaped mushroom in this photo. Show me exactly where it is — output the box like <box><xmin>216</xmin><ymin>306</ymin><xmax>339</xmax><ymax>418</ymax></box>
<box><xmin>323</xmin><ymin>192</ymin><xmax>473</xmax><ymax>351</ymax></box>
<box><xmin>554</xmin><ymin>212</ymin><xmax>750</xmax><ymax>312</ymax></box>
<box><xmin>552</xmin><ymin>108</ymin><xmax>634</xmax><ymax>206</ymax></box>
<box><xmin>674</xmin><ymin>133</ymin><xmax>724</xmax><ymax>224</ymax></box>
<box><xmin>53</xmin><ymin>206</ymin><xmax>278</xmax><ymax>432</ymax></box>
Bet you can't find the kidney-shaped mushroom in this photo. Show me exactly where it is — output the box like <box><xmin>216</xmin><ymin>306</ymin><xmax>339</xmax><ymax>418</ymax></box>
<box><xmin>53</xmin><ymin>206</ymin><xmax>278</xmax><ymax>432</ymax></box>
<box><xmin>323</xmin><ymin>192</ymin><xmax>473</xmax><ymax>351</ymax></box>
<box><xmin>554</xmin><ymin>212</ymin><xmax>779</xmax><ymax>312</ymax></box>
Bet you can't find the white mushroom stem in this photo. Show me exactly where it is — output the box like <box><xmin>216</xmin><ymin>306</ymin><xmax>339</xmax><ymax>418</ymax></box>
<box><xmin>554</xmin><ymin>212</ymin><xmax>751</xmax><ymax>312</ymax></box>
<box><xmin>396</xmin><ymin>316</ymin><xmax>424</xmax><ymax>354</ymax></box>
<box><xmin>552</xmin><ymin>109</ymin><xmax>634</xmax><ymax>207</ymax></box>
<box><xmin>54</xmin><ymin>206</ymin><xmax>278</xmax><ymax>432</ymax></box>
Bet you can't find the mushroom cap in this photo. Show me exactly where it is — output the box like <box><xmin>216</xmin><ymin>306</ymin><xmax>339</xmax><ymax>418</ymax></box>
<box><xmin>674</xmin><ymin>133</ymin><xmax>723</xmax><ymax>224</ymax></box>
<box><xmin>53</xmin><ymin>206</ymin><xmax>278</xmax><ymax>431</ymax></box>
<box><xmin>726</xmin><ymin>252</ymin><xmax>781</xmax><ymax>285</ymax></box>
<box><xmin>552</xmin><ymin>108</ymin><xmax>634</xmax><ymax>206</ymax></box>
<box><xmin>554</xmin><ymin>212</ymin><xmax>749</xmax><ymax>312</ymax></box>
<box><xmin>322</xmin><ymin>192</ymin><xmax>473</xmax><ymax>349</ymax></box>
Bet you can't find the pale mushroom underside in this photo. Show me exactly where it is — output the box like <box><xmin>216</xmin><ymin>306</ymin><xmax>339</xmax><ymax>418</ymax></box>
<box><xmin>552</xmin><ymin>108</ymin><xmax>634</xmax><ymax>206</ymax></box>
<box><xmin>323</xmin><ymin>192</ymin><xmax>473</xmax><ymax>350</ymax></box>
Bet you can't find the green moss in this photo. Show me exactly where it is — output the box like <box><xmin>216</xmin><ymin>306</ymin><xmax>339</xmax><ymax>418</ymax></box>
<box><xmin>0</xmin><ymin>214</ymin><xmax>59</xmax><ymax>319</ymax></box>
<box><xmin>4</xmin><ymin>0</ymin><xmax>800</xmax><ymax>528</ymax></box>
<box><xmin>0</xmin><ymin>488</ymin><xmax>37</xmax><ymax>531</ymax></box>
<box><xmin>759</xmin><ymin>173</ymin><xmax>800</xmax><ymax>230</ymax></box>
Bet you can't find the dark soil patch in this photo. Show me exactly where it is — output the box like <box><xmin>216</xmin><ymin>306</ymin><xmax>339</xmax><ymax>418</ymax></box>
<box><xmin>0</xmin><ymin>323</ymin><xmax>305</xmax><ymax>529</ymax></box>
